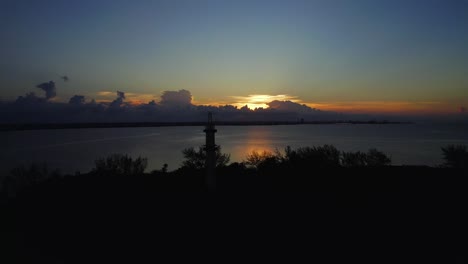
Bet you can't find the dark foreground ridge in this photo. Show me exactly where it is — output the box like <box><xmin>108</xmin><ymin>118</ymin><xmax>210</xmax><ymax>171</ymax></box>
<box><xmin>0</xmin><ymin>120</ymin><xmax>411</xmax><ymax>131</ymax></box>
<box><xmin>2</xmin><ymin>165</ymin><xmax>467</xmax><ymax>263</ymax></box>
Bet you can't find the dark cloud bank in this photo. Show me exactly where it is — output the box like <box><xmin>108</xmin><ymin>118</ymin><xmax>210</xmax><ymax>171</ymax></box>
<box><xmin>1</xmin><ymin>82</ymin><xmax>466</xmax><ymax>123</ymax></box>
<box><xmin>0</xmin><ymin>82</ymin><xmax>348</xmax><ymax>123</ymax></box>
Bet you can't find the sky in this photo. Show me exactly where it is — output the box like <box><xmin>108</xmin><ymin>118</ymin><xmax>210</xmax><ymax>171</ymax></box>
<box><xmin>1</xmin><ymin>0</ymin><xmax>468</xmax><ymax>116</ymax></box>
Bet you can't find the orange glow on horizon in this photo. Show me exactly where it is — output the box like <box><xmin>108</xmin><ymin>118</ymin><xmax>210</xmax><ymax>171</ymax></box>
<box><xmin>95</xmin><ymin>91</ymin><xmax>158</xmax><ymax>105</ymax></box>
<box><xmin>305</xmin><ymin>101</ymin><xmax>453</xmax><ymax>115</ymax></box>
<box><xmin>230</xmin><ymin>94</ymin><xmax>301</xmax><ymax>109</ymax></box>
<box><xmin>93</xmin><ymin>91</ymin><xmax>460</xmax><ymax>115</ymax></box>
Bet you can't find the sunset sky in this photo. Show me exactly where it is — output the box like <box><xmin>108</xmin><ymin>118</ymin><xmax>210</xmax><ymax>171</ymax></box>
<box><xmin>1</xmin><ymin>0</ymin><xmax>468</xmax><ymax>115</ymax></box>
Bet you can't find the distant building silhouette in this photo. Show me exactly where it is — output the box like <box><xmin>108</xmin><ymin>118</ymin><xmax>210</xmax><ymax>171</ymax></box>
<box><xmin>204</xmin><ymin>112</ymin><xmax>217</xmax><ymax>190</ymax></box>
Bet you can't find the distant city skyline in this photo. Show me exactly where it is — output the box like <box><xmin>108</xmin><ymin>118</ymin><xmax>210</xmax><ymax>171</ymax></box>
<box><xmin>1</xmin><ymin>0</ymin><xmax>468</xmax><ymax>116</ymax></box>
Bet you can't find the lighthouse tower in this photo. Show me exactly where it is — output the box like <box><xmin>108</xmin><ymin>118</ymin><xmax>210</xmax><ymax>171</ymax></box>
<box><xmin>204</xmin><ymin>112</ymin><xmax>217</xmax><ymax>191</ymax></box>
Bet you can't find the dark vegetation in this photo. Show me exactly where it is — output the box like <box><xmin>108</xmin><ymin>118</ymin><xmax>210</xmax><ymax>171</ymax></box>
<box><xmin>2</xmin><ymin>144</ymin><xmax>467</xmax><ymax>263</ymax></box>
<box><xmin>92</xmin><ymin>154</ymin><xmax>148</xmax><ymax>176</ymax></box>
<box><xmin>181</xmin><ymin>146</ymin><xmax>231</xmax><ymax>169</ymax></box>
<box><xmin>441</xmin><ymin>144</ymin><xmax>468</xmax><ymax>169</ymax></box>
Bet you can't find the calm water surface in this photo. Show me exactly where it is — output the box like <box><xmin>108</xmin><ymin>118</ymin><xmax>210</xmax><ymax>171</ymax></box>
<box><xmin>2</xmin><ymin>124</ymin><xmax>468</xmax><ymax>174</ymax></box>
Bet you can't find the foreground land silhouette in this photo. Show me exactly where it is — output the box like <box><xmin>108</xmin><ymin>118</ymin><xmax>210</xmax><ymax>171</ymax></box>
<box><xmin>2</xmin><ymin>145</ymin><xmax>467</xmax><ymax>263</ymax></box>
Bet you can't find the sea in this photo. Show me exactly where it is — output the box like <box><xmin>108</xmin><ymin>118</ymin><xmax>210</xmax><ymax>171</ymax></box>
<box><xmin>2</xmin><ymin>123</ymin><xmax>468</xmax><ymax>175</ymax></box>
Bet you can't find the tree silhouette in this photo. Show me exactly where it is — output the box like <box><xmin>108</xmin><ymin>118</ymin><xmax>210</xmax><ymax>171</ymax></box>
<box><xmin>283</xmin><ymin>145</ymin><xmax>341</xmax><ymax>168</ymax></box>
<box><xmin>181</xmin><ymin>146</ymin><xmax>230</xmax><ymax>169</ymax></box>
<box><xmin>341</xmin><ymin>149</ymin><xmax>391</xmax><ymax>167</ymax></box>
<box><xmin>245</xmin><ymin>150</ymin><xmax>278</xmax><ymax>169</ymax></box>
<box><xmin>161</xmin><ymin>163</ymin><xmax>168</xmax><ymax>173</ymax></box>
<box><xmin>92</xmin><ymin>154</ymin><xmax>147</xmax><ymax>176</ymax></box>
<box><xmin>2</xmin><ymin>163</ymin><xmax>61</xmax><ymax>196</ymax></box>
<box><xmin>441</xmin><ymin>144</ymin><xmax>468</xmax><ymax>169</ymax></box>
<box><xmin>244</xmin><ymin>145</ymin><xmax>392</xmax><ymax>170</ymax></box>
<box><xmin>365</xmin><ymin>148</ymin><xmax>391</xmax><ymax>167</ymax></box>
<box><xmin>341</xmin><ymin>151</ymin><xmax>368</xmax><ymax>167</ymax></box>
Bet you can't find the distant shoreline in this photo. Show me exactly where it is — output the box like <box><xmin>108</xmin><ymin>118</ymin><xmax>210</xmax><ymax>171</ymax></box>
<box><xmin>0</xmin><ymin>120</ymin><xmax>412</xmax><ymax>131</ymax></box>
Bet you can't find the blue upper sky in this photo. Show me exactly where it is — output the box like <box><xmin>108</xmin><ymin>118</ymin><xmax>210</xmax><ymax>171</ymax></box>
<box><xmin>1</xmin><ymin>0</ymin><xmax>468</xmax><ymax>114</ymax></box>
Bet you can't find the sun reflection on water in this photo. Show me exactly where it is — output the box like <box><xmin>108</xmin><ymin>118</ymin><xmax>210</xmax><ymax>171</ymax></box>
<box><xmin>229</xmin><ymin>127</ymin><xmax>277</xmax><ymax>162</ymax></box>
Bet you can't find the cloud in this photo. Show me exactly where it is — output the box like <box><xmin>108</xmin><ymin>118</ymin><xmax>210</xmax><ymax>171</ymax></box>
<box><xmin>0</xmin><ymin>89</ymin><xmax>355</xmax><ymax>123</ymax></box>
<box><xmin>69</xmin><ymin>95</ymin><xmax>85</xmax><ymax>105</ymax></box>
<box><xmin>160</xmin><ymin>89</ymin><xmax>192</xmax><ymax>107</ymax></box>
<box><xmin>267</xmin><ymin>100</ymin><xmax>319</xmax><ymax>113</ymax></box>
<box><xmin>110</xmin><ymin>91</ymin><xmax>125</xmax><ymax>108</ymax></box>
<box><xmin>230</xmin><ymin>94</ymin><xmax>300</xmax><ymax>109</ymax></box>
<box><xmin>231</xmin><ymin>94</ymin><xmax>299</xmax><ymax>103</ymax></box>
<box><xmin>117</xmin><ymin>91</ymin><xmax>125</xmax><ymax>100</ymax></box>
<box><xmin>97</xmin><ymin>91</ymin><xmax>115</xmax><ymax>97</ymax></box>
<box><xmin>15</xmin><ymin>92</ymin><xmax>45</xmax><ymax>104</ymax></box>
<box><xmin>36</xmin><ymin>81</ymin><xmax>56</xmax><ymax>100</ymax></box>
<box><xmin>95</xmin><ymin>91</ymin><xmax>158</xmax><ymax>105</ymax></box>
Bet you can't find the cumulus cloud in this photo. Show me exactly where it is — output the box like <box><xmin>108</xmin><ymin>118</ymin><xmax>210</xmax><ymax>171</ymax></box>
<box><xmin>36</xmin><ymin>81</ymin><xmax>56</xmax><ymax>100</ymax></box>
<box><xmin>160</xmin><ymin>89</ymin><xmax>192</xmax><ymax>107</ymax></box>
<box><xmin>1</xmin><ymin>88</ymin><xmax>354</xmax><ymax>124</ymax></box>
<box><xmin>110</xmin><ymin>91</ymin><xmax>126</xmax><ymax>108</ymax></box>
<box><xmin>69</xmin><ymin>95</ymin><xmax>85</xmax><ymax>105</ymax></box>
<box><xmin>267</xmin><ymin>100</ymin><xmax>319</xmax><ymax>113</ymax></box>
<box><xmin>117</xmin><ymin>91</ymin><xmax>125</xmax><ymax>100</ymax></box>
<box><xmin>15</xmin><ymin>92</ymin><xmax>45</xmax><ymax>104</ymax></box>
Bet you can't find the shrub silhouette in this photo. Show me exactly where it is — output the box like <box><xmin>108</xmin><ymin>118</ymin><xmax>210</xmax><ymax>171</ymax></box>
<box><xmin>341</xmin><ymin>149</ymin><xmax>391</xmax><ymax>167</ymax></box>
<box><xmin>2</xmin><ymin>163</ymin><xmax>61</xmax><ymax>196</ymax></box>
<box><xmin>92</xmin><ymin>154</ymin><xmax>147</xmax><ymax>176</ymax></box>
<box><xmin>283</xmin><ymin>145</ymin><xmax>341</xmax><ymax>168</ymax></box>
<box><xmin>245</xmin><ymin>145</ymin><xmax>341</xmax><ymax>169</ymax></box>
<box><xmin>10</xmin><ymin>163</ymin><xmax>58</xmax><ymax>184</ymax></box>
<box><xmin>341</xmin><ymin>151</ymin><xmax>368</xmax><ymax>167</ymax></box>
<box><xmin>245</xmin><ymin>150</ymin><xmax>278</xmax><ymax>169</ymax></box>
<box><xmin>161</xmin><ymin>163</ymin><xmax>168</xmax><ymax>173</ymax></box>
<box><xmin>181</xmin><ymin>146</ymin><xmax>230</xmax><ymax>169</ymax></box>
<box><xmin>245</xmin><ymin>145</ymin><xmax>391</xmax><ymax>170</ymax></box>
<box><xmin>365</xmin><ymin>149</ymin><xmax>392</xmax><ymax>167</ymax></box>
<box><xmin>441</xmin><ymin>144</ymin><xmax>468</xmax><ymax>169</ymax></box>
<box><xmin>149</xmin><ymin>163</ymin><xmax>169</xmax><ymax>176</ymax></box>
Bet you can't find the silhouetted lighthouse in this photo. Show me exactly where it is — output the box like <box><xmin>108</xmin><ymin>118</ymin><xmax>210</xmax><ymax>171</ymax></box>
<box><xmin>204</xmin><ymin>112</ymin><xmax>217</xmax><ymax>191</ymax></box>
